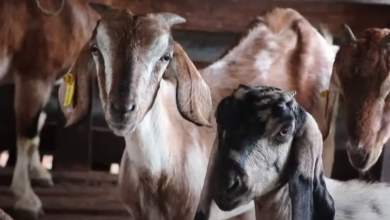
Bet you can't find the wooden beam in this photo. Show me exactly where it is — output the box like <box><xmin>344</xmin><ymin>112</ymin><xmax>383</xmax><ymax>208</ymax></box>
<box><xmin>113</xmin><ymin>0</ymin><xmax>390</xmax><ymax>35</ymax></box>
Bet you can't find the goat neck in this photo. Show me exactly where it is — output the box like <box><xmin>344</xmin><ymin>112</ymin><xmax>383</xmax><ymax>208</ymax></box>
<box><xmin>119</xmin><ymin>80</ymin><xmax>215</xmax><ymax>219</ymax></box>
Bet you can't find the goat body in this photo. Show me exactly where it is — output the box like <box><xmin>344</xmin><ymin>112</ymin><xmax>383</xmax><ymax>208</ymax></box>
<box><xmin>207</xmin><ymin>85</ymin><xmax>390</xmax><ymax>220</ymax></box>
<box><xmin>0</xmin><ymin>0</ymin><xmax>111</xmax><ymax>218</ymax></box>
<box><xmin>254</xmin><ymin>178</ymin><xmax>390</xmax><ymax>220</ymax></box>
<box><xmin>57</xmin><ymin>4</ymin><xmax>336</xmax><ymax>220</ymax></box>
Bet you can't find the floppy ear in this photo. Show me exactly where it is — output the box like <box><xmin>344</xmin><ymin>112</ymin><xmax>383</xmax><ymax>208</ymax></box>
<box><xmin>164</xmin><ymin>42</ymin><xmax>212</xmax><ymax>126</ymax></box>
<box><xmin>58</xmin><ymin>42</ymin><xmax>96</xmax><ymax>127</ymax></box>
<box><xmin>288</xmin><ymin>107</ymin><xmax>335</xmax><ymax>220</ymax></box>
<box><xmin>322</xmin><ymin>66</ymin><xmax>340</xmax><ymax>141</ymax></box>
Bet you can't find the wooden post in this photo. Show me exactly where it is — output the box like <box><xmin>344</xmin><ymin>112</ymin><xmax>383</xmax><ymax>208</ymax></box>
<box><xmin>380</xmin><ymin>141</ymin><xmax>390</xmax><ymax>182</ymax></box>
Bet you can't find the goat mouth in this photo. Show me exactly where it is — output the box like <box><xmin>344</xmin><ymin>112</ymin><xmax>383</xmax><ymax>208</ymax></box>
<box><xmin>107</xmin><ymin>121</ymin><xmax>137</xmax><ymax>136</ymax></box>
<box><xmin>346</xmin><ymin>147</ymin><xmax>370</xmax><ymax>171</ymax></box>
<box><xmin>213</xmin><ymin>195</ymin><xmax>243</xmax><ymax>211</ymax></box>
<box><xmin>347</xmin><ymin>146</ymin><xmax>382</xmax><ymax>171</ymax></box>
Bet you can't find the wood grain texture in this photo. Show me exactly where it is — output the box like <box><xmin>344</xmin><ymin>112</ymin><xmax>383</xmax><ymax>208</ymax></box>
<box><xmin>113</xmin><ymin>0</ymin><xmax>390</xmax><ymax>34</ymax></box>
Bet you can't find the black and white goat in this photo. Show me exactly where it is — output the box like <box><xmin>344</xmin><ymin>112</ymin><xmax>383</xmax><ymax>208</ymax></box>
<box><xmin>196</xmin><ymin>85</ymin><xmax>390</xmax><ymax>220</ymax></box>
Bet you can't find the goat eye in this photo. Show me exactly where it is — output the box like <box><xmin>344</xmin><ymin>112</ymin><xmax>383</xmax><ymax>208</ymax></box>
<box><xmin>161</xmin><ymin>53</ymin><xmax>172</xmax><ymax>62</ymax></box>
<box><xmin>91</xmin><ymin>44</ymin><xmax>99</xmax><ymax>55</ymax></box>
<box><xmin>279</xmin><ymin>127</ymin><xmax>291</xmax><ymax>136</ymax></box>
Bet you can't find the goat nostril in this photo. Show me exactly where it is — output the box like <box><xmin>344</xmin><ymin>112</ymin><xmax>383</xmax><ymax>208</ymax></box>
<box><xmin>111</xmin><ymin>102</ymin><xmax>136</xmax><ymax>113</ymax></box>
<box><xmin>128</xmin><ymin>104</ymin><xmax>136</xmax><ymax>111</ymax></box>
<box><xmin>225</xmin><ymin>176</ymin><xmax>241</xmax><ymax>194</ymax></box>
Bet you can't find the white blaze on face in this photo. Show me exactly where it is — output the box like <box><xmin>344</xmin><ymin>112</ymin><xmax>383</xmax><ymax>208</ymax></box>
<box><xmin>95</xmin><ymin>23</ymin><xmax>115</xmax><ymax>95</ymax></box>
<box><xmin>142</xmin><ymin>33</ymin><xmax>171</xmax><ymax>82</ymax></box>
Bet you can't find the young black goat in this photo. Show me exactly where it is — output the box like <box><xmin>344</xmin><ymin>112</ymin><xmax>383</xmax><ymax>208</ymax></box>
<box><xmin>197</xmin><ymin>85</ymin><xmax>390</xmax><ymax>220</ymax></box>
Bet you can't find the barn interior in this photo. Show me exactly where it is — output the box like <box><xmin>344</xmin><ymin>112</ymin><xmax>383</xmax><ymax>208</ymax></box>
<box><xmin>1</xmin><ymin>0</ymin><xmax>390</xmax><ymax>219</ymax></box>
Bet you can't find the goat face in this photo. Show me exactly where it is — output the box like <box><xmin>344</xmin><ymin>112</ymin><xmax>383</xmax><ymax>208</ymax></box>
<box><xmin>324</xmin><ymin>26</ymin><xmax>390</xmax><ymax>171</ymax></box>
<box><xmin>57</xmin><ymin>3</ymin><xmax>212</xmax><ymax>136</ymax></box>
<box><xmin>211</xmin><ymin>85</ymin><xmax>335</xmax><ymax>220</ymax></box>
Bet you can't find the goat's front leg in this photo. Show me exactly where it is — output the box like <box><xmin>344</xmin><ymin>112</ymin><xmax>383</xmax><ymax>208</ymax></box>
<box><xmin>11</xmin><ymin>76</ymin><xmax>52</xmax><ymax>219</ymax></box>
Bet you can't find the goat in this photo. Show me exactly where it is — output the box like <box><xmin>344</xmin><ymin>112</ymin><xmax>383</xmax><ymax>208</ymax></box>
<box><xmin>0</xmin><ymin>0</ymin><xmax>112</xmax><ymax>218</ymax></box>
<box><xmin>203</xmin><ymin>84</ymin><xmax>390</xmax><ymax>220</ymax></box>
<box><xmin>323</xmin><ymin>25</ymin><xmax>390</xmax><ymax>172</ymax></box>
<box><xmin>57</xmin><ymin>4</ymin><xmax>336</xmax><ymax>220</ymax></box>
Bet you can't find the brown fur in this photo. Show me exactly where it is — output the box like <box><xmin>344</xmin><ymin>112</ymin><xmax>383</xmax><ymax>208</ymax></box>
<box><xmin>0</xmin><ymin>0</ymin><xmax>113</xmax><ymax>217</ymax></box>
<box><xmin>325</xmin><ymin>27</ymin><xmax>390</xmax><ymax>171</ymax></box>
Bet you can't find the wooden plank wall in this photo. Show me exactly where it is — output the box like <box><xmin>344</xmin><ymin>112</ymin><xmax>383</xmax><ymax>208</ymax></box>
<box><xmin>114</xmin><ymin>0</ymin><xmax>390</xmax><ymax>34</ymax></box>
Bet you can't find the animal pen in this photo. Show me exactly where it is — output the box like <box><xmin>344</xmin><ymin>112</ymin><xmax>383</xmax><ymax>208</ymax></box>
<box><xmin>1</xmin><ymin>0</ymin><xmax>390</xmax><ymax>219</ymax></box>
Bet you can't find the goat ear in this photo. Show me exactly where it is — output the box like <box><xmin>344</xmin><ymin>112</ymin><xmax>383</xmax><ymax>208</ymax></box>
<box><xmin>288</xmin><ymin>109</ymin><xmax>335</xmax><ymax>220</ymax></box>
<box><xmin>89</xmin><ymin>3</ymin><xmax>110</xmax><ymax>16</ymax></box>
<box><xmin>58</xmin><ymin>43</ymin><xmax>95</xmax><ymax>127</ymax></box>
<box><xmin>165</xmin><ymin>42</ymin><xmax>212</xmax><ymax>126</ymax></box>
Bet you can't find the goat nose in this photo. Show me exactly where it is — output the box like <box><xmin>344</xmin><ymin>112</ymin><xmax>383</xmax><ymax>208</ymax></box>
<box><xmin>111</xmin><ymin>101</ymin><xmax>136</xmax><ymax>114</ymax></box>
<box><xmin>347</xmin><ymin>148</ymin><xmax>369</xmax><ymax>170</ymax></box>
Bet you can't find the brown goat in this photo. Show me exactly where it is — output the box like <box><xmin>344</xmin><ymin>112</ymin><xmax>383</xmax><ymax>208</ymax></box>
<box><xmin>57</xmin><ymin>4</ymin><xmax>336</xmax><ymax>220</ymax></box>
<box><xmin>0</xmin><ymin>0</ymin><xmax>112</xmax><ymax>218</ymax></box>
<box><xmin>324</xmin><ymin>25</ymin><xmax>390</xmax><ymax>172</ymax></box>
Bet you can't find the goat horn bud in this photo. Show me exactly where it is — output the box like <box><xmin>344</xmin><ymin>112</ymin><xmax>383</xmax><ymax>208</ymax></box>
<box><xmin>342</xmin><ymin>24</ymin><xmax>356</xmax><ymax>42</ymax></box>
<box><xmin>156</xmin><ymin>12</ymin><xmax>186</xmax><ymax>27</ymax></box>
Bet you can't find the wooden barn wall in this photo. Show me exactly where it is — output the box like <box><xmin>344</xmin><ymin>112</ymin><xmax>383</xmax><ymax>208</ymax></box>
<box><xmin>114</xmin><ymin>0</ymin><xmax>390</xmax><ymax>34</ymax></box>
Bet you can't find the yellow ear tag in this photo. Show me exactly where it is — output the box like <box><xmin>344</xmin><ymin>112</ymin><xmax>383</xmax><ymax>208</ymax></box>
<box><xmin>321</xmin><ymin>90</ymin><xmax>328</xmax><ymax>99</ymax></box>
<box><xmin>321</xmin><ymin>90</ymin><xmax>329</xmax><ymax>117</ymax></box>
<box><xmin>63</xmin><ymin>73</ymin><xmax>75</xmax><ymax>107</ymax></box>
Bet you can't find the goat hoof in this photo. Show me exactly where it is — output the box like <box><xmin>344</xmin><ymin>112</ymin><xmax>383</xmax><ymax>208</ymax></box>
<box><xmin>14</xmin><ymin>208</ymin><xmax>44</xmax><ymax>220</ymax></box>
<box><xmin>31</xmin><ymin>179</ymin><xmax>54</xmax><ymax>188</ymax></box>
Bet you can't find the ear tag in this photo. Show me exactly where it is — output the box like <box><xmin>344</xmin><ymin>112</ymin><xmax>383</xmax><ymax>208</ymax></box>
<box><xmin>321</xmin><ymin>90</ymin><xmax>328</xmax><ymax>99</ymax></box>
<box><xmin>63</xmin><ymin>73</ymin><xmax>75</xmax><ymax>107</ymax></box>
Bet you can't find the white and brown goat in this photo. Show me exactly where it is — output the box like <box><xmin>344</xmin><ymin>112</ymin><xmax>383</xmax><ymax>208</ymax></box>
<box><xmin>57</xmin><ymin>4</ymin><xmax>337</xmax><ymax>220</ymax></box>
<box><xmin>0</xmin><ymin>0</ymin><xmax>112</xmax><ymax>218</ymax></box>
<box><xmin>324</xmin><ymin>25</ymin><xmax>390</xmax><ymax>172</ymax></box>
<box><xmin>201</xmin><ymin>85</ymin><xmax>390</xmax><ymax>220</ymax></box>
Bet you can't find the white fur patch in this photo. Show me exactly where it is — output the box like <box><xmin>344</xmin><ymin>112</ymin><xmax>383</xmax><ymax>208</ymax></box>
<box><xmin>325</xmin><ymin>178</ymin><xmax>390</xmax><ymax>220</ymax></box>
<box><xmin>185</xmin><ymin>145</ymin><xmax>208</xmax><ymax>196</ymax></box>
<box><xmin>0</xmin><ymin>56</ymin><xmax>11</xmax><ymax>80</ymax></box>
<box><xmin>124</xmin><ymin>82</ymin><xmax>174</xmax><ymax>174</ymax></box>
<box><xmin>96</xmin><ymin>23</ymin><xmax>114</xmax><ymax>94</ymax></box>
<box><xmin>12</xmin><ymin>137</ymin><xmax>38</xmax><ymax>196</ymax></box>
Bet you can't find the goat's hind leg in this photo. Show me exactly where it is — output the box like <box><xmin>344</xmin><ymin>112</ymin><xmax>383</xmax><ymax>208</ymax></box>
<box><xmin>11</xmin><ymin>76</ymin><xmax>52</xmax><ymax>219</ymax></box>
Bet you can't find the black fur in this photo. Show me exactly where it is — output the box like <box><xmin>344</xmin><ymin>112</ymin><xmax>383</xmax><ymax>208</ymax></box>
<box><xmin>289</xmin><ymin>107</ymin><xmax>335</xmax><ymax>220</ymax></box>
<box><xmin>193</xmin><ymin>210</ymin><xmax>207</xmax><ymax>220</ymax></box>
<box><xmin>24</xmin><ymin>109</ymin><xmax>43</xmax><ymax>139</ymax></box>
<box><xmin>313</xmin><ymin>171</ymin><xmax>336</xmax><ymax>220</ymax></box>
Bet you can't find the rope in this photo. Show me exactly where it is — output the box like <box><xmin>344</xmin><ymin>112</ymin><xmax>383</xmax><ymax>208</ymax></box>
<box><xmin>35</xmin><ymin>0</ymin><xmax>65</xmax><ymax>17</ymax></box>
<box><xmin>0</xmin><ymin>208</ymin><xmax>13</xmax><ymax>220</ymax></box>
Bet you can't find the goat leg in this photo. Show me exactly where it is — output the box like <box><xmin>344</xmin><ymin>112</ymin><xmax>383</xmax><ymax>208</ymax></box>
<box><xmin>11</xmin><ymin>76</ymin><xmax>53</xmax><ymax>219</ymax></box>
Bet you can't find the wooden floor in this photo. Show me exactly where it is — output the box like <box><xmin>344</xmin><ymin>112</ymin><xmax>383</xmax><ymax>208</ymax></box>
<box><xmin>0</xmin><ymin>168</ymin><xmax>129</xmax><ymax>220</ymax></box>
